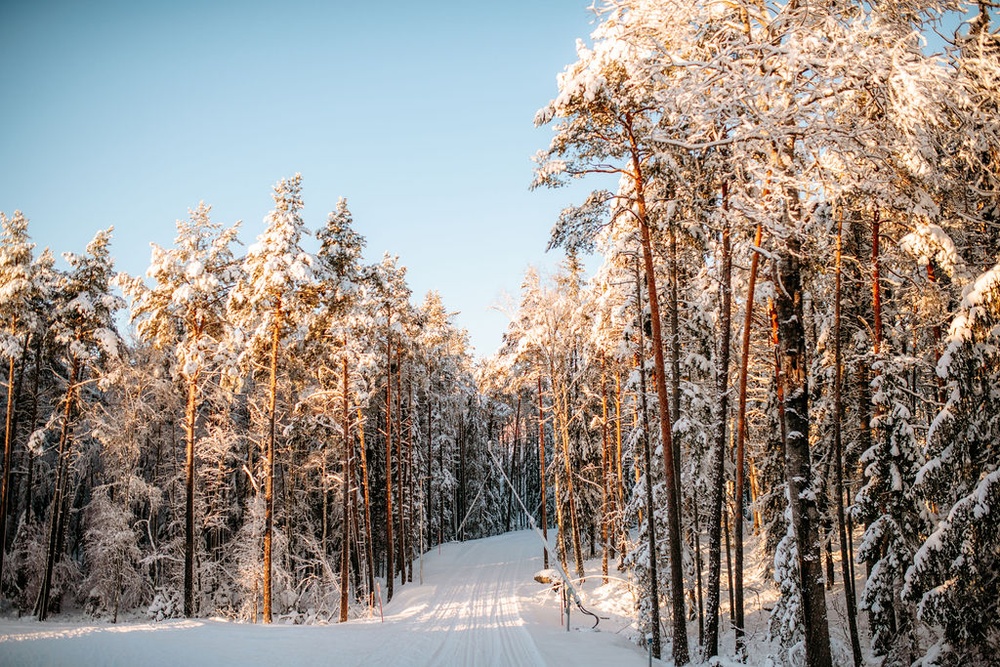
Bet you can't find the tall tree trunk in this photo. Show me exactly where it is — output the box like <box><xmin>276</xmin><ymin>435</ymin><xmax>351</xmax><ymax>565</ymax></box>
<box><xmin>705</xmin><ymin>183</ymin><xmax>734</xmax><ymax>657</ymax></box>
<box><xmin>22</xmin><ymin>334</ymin><xmax>43</xmax><ymax>530</ymax></box>
<box><xmin>872</xmin><ymin>209</ymin><xmax>883</xmax><ymax>357</ymax></box>
<box><xmin>506</xmin><ymin>397</ymin><xmax>521</xmax><ymax>533</ymax></box>
<box><xmin>37</xmin><ymin>355</ymin><xmax>78</xmax><ymax>621</ymax></box>
<box><xmin>507</xmin><ymin>400</ymin><xmax>521</xmax><ymax>531</ymax></box>
<box><xmin>834</xmin><ymin>208</ymin><xmax>863</xmax><ymax>667</ymax></box>
<box><xmin>0</xmin><ymin>333</ymin><xmax>21</xmax><ymax>580</ymax></box>
<box><xmin>600</xmin><ymin>354</ymin><xmax>610</xmax><ymax>582</ymax></box>
<box><xmin>426</xmin><ymin>397</ymin><xmax>433</xmax><ymax>550</ymax></box>
<box><xmin>395</xmin><ymin>353</ymin><xmax>405</xmax><ymax>583</ymax></box>
<box><xmin>263</xmin><ymin>302</ymin><xmax>282</xmax><ymax>624</ymax></box>
<box><xmin>629</xmin><ymin>124</ymin><xmax>688</xmax><ymax>664</ymax></box>
<box><xmin>860</xmin><ymin>209</ymin><xmax>885</xmax><ymax>585</ymax></box>
<box><xmin>692</xmin><ymin>489</ymin><xmax>704</xmax><ymax>645</ymax></box>
<box><xmin>184</xmin><ymin>374</ymin><xmax>197</xmax><ymax>618</ymax></box>
<box><xmin>322</xmin><ymin>454</ymin><xmax>329</xmax><ymax>556</ymax></box>
<box><xmin>437</xmin><ymin>416</ymin><xmax>444</xmax><ymax>545</ymax></box>
<box><xmin>537</xmin><ymin>376</ymin><xmax>549</xmax><ymax>569</ymax></box>
<box><xmin>615</xmin><ymin>371</ymin><xmax>627</xmax><ymax>560</ymax></box>
<box><xmin>734</xmin><ymin>223</ymin><xmax>763</xmax><ymax>653</ymax></box>
<box><xmin>458</xmin><ymin>413</ymin><xmax>466</xmax><ymax>541</ymax></box>
<box><xmin>358</xmin><ymin>406</ymin><xmax>375</xmax><ymax>606</ymax></box>
<box><xmin>635</xmin><ymin>256</ymin><xmax>662</xmax><ymax>660</ymax></box>
<box><xmin>340</xmin><ymin>352</ymin><xmax>351</xmax><ymax>622</ymax></box>
<box><xmin>668</xmin><ymin>214</ymin><xmax>683</xmax><ymax>493</ymax></box>
<box><xmin>724</xmin><ymin>505</ymin><xmax>735</xmax><ymax>621</ymax></box>
<box><xmin>384</xmin><ymin>312</ymin><xmax>394</xmax><ymax>602</ymax></box>
<box><xmin>551</xmin><ymin>401</ymin><xmax>568</xmax><ymax>575</ymax></box>
<box><xmin>406</xmin><ymin>379</ymin><xmax>412</xmax><ymax>583</ymax></box>
<box><xmin>775</xmin><ymin>241</ymin><xmax>832</xmax><ymax>667</ymax></box>
<box><xmin>556</xmin><ymin>377</ymin><xmax>585</xmax><ymax>580</ymax></box>
<box><xmin>925</xmin><ymin>262</ymin><xmax>946</xmax><ymax>405</ymax></box>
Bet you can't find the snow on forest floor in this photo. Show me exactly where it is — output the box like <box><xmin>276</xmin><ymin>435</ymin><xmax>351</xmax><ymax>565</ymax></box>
<box><xmin>0</xmin><ymin>530</ymin><xmax>651</xmax><ymax>666</ymax></box>
<box><xmin>0</xmin><ymin>528</ymin><xmax>874</xmax><ymax>666</ymax></box>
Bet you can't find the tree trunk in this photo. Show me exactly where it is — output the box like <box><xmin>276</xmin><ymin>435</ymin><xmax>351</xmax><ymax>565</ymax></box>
<box><xmin>506</xmin><ymin>397</ymin><xmax>521</xmax><ymax>533</ymax></box>
<box><xmin>600</xmin><ymin>354</ymin><xmax>610</xmax><ymax>582</ymax></box>
<box><xmin>734</xmin><ymin>222</ymin><xmax>763</xmax><ymax>653</ymax></box>
<box><xmin>615</xmin><ymin>372</ymin><xmax>627</xmax><ymax>561</ymax></box>
<box><xmin>507</xmin><ymin>400</ymin><xmax>521</xmax><ymax>530</ymax></box>
<box><xmin>705</xmin><ymin>183</ymin><xmax>734</xmax><ymax>657</ymax></box>
<box><xmin>668</xmin><ymin>214</ymin><xmax>683</xmax><ymax>495</ymax></box>
<box><xmin>872</xmin><ymin>208</ymin><xmax>883</xmax><ymax>357</ymax></box>
<box><xmin>37</xmin><ymin>355</ymin><xmax>78</xmax><ymax>621</ymax></box>
<box><xmin>833</xmin><ymin>208</ymin><xmax>863</xmax><ymax>667</ymax></box>
<box><xmin>263</xmin><ymin>301</ymin><xmax>282</xmax><ymax>624</ymax></box>
<box><xmin>385</xmin><ymin>312</ymin><xmax>394</xmax><ymax>602</ymax></box>
<box><xmin>556</xmin><ymin>376</ymin><xmax>585</xmax><ymax>580</ymax></box>
<box><xmin>693</xmin><ymin>488</ymin><xmax>704</xmax><ymax>645</ymax></box>
<box><xmin>426</xmin><ymin>397</ymin><xmax>433</xmax><ymax>550</ymax></box>
<box><xmin>635</xmin><ymin>256</ymin><xmax>662</xmax><ymax>660</ymax></box>
<box><xmin>537</xmin><ymin>376</ymin><xmax>549</xmax><ymax>569</ymax></box>
<box><xmin>0</xmin><ymin>340</ymin><xmax>19</xmax><ymax>580</ymax></box>
<box><xmin>22</xmin><ymin>334</ymin><xmax>43</xmax><ymax>531</ymax></box>
<box><xmin>775</xmin><ymin>242</ymin><xmax>832</xmax><ymax>667</ymax></box>
<box><xmin>629</xmin><ymin>127</ymin><xmax>688</xmax><ymax>664</ymax></box>
<box><xmin>458</xmin><ymin>413</ymin><xmax>466</xmax><ymax>541</ymax></box>
<box><xmin>358</xmin><ymin>406</ymin><xmax>375</xmax><ymax>606</ymax></box>
<box><xmin>340</xmin><ymin>352</ymin><xmax>351</xmax><ymax>622</ymax></box>
<box><xmin>395</xmin><ymin>353</ymin><xmax>405</xmax><ymax>583</ymax></box>
<box><xmin>184</xmin><ymin>375</ymin><xmax>197</xmax><ymax>618</ymax></box>
<box><xmin>406</xmin><ymin>379</ymin><xmax>412</xmax><ymax>583</ymax></box>
<box><xmin>551</xmin><ymin>412</ymin><xmax>568</xmax><ymax>575</ymax></box>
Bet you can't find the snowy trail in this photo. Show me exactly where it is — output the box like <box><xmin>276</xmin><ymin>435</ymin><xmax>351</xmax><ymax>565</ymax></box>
<box><xmin>0</xmin><ymin>530</ymin><xmax>648</xmax><ymax>666</ymax></box>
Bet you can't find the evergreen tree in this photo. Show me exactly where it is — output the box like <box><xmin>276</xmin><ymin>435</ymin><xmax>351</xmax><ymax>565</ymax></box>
<box><xmin>126</xmin><ymin>202</ymin><xmax>241</xmax><ymax>617</ymax></box>
<box><xmin>36</xmin><ymin>228</ymin><xmax>123</xmax><ymax>620</ymax></box>
<box><xmin>0</xmin><ymin>211</ymin><xmax>40</xmax><ymax>584</ymax></box>
<box><xmin>905</xmin><ymin>260</ymin><xmax>1000</xmax><ymax>665</ymax></box>
<box><xmin>228</xmin><ymin>174</ymin><xmax>315</xmax><ymax>623</ymax></box>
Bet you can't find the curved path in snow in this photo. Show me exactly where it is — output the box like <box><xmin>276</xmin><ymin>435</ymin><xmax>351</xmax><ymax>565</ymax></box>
<box><xmin>0</xmin><ymin>530</ymin><xmax>648</xmax><ymax>666</ymax></box>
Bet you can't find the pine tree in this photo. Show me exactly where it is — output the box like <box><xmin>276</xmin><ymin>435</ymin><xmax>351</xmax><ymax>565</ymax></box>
<box><xmin>36</xmin><ymin>228</ymin><xmax>123</xmax><ymax>620</ymax></box>
<box><xmin>228</xmin><ymin>174</ymin><xmax>315</xmax><ymax>623</ymax></box>
<box><xmin>313</xmin><ymin>197</ymin><xmax>367</xmax><ymax>621</ymax></box>
<box><xmin>0</xmin><ymin>211</ymin><xmax>40</xmax><ymax>585</ymax></box>
<box><xmin>126</xmin><ymin>202</ymin><xmax>240</xmax><ymax>618</ymax></box>
<box><xmin>368</xmin><ymin>253</ymin><xmax>411</xmax><ymax>602</ymax></box>
<box><xmin>533</xmin><ymin>24</ymin><xmax>689</xmax><ymax>659</ymax></box>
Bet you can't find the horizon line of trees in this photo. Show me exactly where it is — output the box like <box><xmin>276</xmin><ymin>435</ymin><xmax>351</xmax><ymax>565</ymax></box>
<box><xmin>0</xmin><ymin>174</ymin><xmax>524</xmax><ymax>625</ymax></box>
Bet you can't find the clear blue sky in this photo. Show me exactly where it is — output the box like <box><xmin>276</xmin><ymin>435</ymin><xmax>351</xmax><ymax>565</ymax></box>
<box><xmin>0</xmin><ymin>0</ymin><xmax>602</xmax><ymax>356</ymax></box>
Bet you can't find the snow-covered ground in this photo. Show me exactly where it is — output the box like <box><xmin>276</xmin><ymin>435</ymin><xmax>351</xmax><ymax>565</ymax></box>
<box><xmin>0</xmin><ymin>530</ymin><xmax>651</xmax><ymax>666</ymax></box>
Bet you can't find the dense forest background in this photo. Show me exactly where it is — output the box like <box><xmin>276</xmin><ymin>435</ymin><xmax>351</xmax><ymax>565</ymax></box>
<box><xmin>2</xmin><ymin>1</ymin><xmax>999</xmax><ymax>666</ymax></box>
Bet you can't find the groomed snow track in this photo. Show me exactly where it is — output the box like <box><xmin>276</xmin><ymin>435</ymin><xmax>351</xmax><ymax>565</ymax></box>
<box><xmin>0</xmin><ymin>530</ymin><xmax>647</xmax><ymax>666</ymax></box>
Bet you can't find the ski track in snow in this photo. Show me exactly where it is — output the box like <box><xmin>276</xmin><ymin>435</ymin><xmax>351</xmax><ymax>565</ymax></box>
<box><xmin>0</xmin><ymin>530</ymin><xmax>648</xmax><ymax>666</ymax></box>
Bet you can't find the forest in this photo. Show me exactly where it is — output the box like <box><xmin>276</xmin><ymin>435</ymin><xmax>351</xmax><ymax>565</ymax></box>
<box><xmin>2</xmin><ymin>1</ymin><xmax>999</xmax><ymax>666</ymax></box>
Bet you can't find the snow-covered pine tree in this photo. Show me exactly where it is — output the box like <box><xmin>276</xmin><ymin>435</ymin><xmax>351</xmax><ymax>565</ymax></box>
<box><xmin>2</xmin><ymin>244</ymin><xmax>55</xmax><ymax>612</ymax></box>
<box><xmin>0</xmin><ymin>211</ymin><xmax>40</xmax><ymax>585</ymax></box>
<box><xmin>125</xmin><ymin>202</ymin><xmax>240</xmax><ymax>618</ymax></box>
<box><xmin>366</xmin><ymin>253</ymin><xmax>411</xmax><ymax>602</ymax></box>
<box><xmin>228</xmin><ymin>174</ymin><xmax>314</xmax><ymax>624</ymax></box>
<box><xmin>415</xmin><ymin>290</ymin><xmax>466</xmax><ymax>553</ymax></box>
<box><xmin>312</xmin><ymin>197</ymin><xmax>368</xmax><ymax>621</ymax></box>
<box><xmin>533</xmin><ymin>17</ymin><xmax>689</xmax><ymax>654</ymax></box>
<box><xmin>36</xmin><ymin>227</ymin><xmax>123</xmax><ymax>620</ymax></box>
